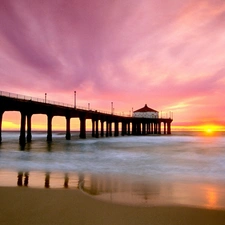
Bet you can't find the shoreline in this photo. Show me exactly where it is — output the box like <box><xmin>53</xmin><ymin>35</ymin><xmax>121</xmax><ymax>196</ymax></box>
<box><xmin>0</xmin><ymin>186</ymin><xmax>225</xmax><ymax>225</ymax></box>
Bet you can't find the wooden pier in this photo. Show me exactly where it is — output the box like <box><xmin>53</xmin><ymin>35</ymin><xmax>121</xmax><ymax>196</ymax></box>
<box><xmin>0</xmin><ymin>91</ymin><xmax>173</xmax><ymax>146</ymax></box>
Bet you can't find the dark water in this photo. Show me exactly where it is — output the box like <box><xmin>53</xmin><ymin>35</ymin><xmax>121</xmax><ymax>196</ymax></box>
<box><xmin>0</xmin><ymin>131</ymin><xmax>225</xmax><ymax>209</ymax></box>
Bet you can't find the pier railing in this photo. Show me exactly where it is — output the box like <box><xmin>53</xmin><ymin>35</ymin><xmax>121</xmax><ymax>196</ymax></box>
<box><xmin>0</xmin><ymin>90</ymin><xmax>130</xmax><ymax>117</ymax></box>
<box><xmin>0</xmin><ymin>90</ymin><xmax>172</xmax><ymax>119</ymax></box>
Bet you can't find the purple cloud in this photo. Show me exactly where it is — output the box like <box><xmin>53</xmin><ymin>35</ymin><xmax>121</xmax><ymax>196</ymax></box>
<box><xmin>0</xmin><ymin>0</ymin><xmax>225</xmax><ymax>126</ymax></box>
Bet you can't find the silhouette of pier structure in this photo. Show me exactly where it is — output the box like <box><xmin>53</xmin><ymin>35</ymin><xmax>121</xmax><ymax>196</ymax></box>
<box><xmin>0</xmin><ymin>91</ymin><xmax>173</xmax><ymax>146</ymax></box>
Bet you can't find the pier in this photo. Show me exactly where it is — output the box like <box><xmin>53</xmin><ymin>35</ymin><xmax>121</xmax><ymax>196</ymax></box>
<box><xmin>0</xmin><ymin>91</ymin><xmax>173</xmax><ymax>146</ymax></box>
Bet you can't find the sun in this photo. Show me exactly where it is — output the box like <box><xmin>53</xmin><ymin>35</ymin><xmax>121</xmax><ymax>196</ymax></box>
<box><xmin>202</xmin><ymin>125</ymin><xmax>218</xmax><ymax>134</ymax></box>
<box><xmin>205</xmin><ymin>128</ymin><xmax>213</xmax><ymax>133</ymax></box>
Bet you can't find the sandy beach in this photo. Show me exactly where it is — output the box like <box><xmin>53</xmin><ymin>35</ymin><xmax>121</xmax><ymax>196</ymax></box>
<box><xmin>0</xmin><ymin>187</ymin><xmax>225</xmax><ymax>225</ymax></box>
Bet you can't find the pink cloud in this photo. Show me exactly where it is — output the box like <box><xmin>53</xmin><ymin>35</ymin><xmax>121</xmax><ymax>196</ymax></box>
<box><xmin>0</xmin><ymin>0</ymin><xmax>225</xmax><ymax>127</ymax></box>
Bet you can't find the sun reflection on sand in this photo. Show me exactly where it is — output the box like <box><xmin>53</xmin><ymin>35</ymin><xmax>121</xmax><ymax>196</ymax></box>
<box><xmin>205</xmin><ymin>187</ymin><xmax>218</xmax><ymax>208</ymax></box>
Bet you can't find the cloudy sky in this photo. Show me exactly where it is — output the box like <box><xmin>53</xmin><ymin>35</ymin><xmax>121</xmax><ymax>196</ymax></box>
<box><xmin>1</xmin><ymin>0</ymin><xmax>225</xmax><ymax>130</ymax></box>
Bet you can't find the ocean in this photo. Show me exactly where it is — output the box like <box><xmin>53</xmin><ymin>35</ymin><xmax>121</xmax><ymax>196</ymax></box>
<box><xmin>0</xmin><ymin>131</ymin><xmax>225</xmax><ymax>209</ymax></box>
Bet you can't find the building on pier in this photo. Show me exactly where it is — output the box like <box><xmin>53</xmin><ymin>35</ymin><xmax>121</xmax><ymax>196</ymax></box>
<box><xmin>133</xmin><ymin>104</ymin><xmax>159</xmax><ymax>118</ymax></box>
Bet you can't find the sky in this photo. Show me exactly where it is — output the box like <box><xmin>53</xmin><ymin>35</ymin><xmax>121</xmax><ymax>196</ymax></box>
<box><xmin>0</xmin><ymin>0</ymin><xmax>225</xmax><ymax>131</ymax></box>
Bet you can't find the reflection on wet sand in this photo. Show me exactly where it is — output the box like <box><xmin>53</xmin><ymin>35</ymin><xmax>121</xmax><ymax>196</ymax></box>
<box><xmin>16</xmin><ymin>171</ymin><xmax>84</xmax><ymax>189</ymax></box>
<box><xmin>1</xmin><ymin>170</ymin><xmax>225</xmax><ymax>209</ymax></box>
<box><xmin>17</xmin><ymin>172</ymin><xmax>29</xmax><ymax>187</ymax></box>
<box><xmin>81</xmin><ymin>175</ymin><xmax>169</xmax><ymax>206</ymax></box>
<box><xmin>81</xmin><ymin>177</ymin><xmax>225</xmax><ymax>209</ymax></box>
<box><xmin>44</xmin><ymin>173</ymin><xmax>50</xmax><ymax>188</ymax></box>
<box><xmin>204</xmin><ymin>185</ymin><xmax>219</xmax><ymax>209</ymax></box>
<box><xmin>64</xmin><ymin>173</ymin><xmax>69</xmax><ymax>188</ymax></box>
<box><xmin>206</xmin><ymin>187</ymin><xmax>217</xmax><ymax>208</ymax></box>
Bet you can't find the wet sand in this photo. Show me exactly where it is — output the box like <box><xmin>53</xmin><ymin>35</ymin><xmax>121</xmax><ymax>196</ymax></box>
<box><xmin>0</xmin><ymin>187</ymin><xmax>225</xmax><ymax>225</ymax></box>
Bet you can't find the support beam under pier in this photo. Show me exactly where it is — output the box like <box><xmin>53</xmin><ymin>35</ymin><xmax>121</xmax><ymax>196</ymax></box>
<box><xmin>142</xmin><ymin>121</ymin><xmax>146</xmax><ymax>135</ymax></box>
<box><xmin>164</xmin><ymin>122</ymin><xmax>166</xmax><ymax>134</ymax></box>
<box><xmin>26</xmin><ymin>114</ymin><xmax>32</xmax><ymax>143</ymax></box>
<box><xmin>109</xmin><ymin>122</ymin><xmax>112</xmax><ymax>136</ymax></box>
<box><xmin>92</xmin><ymin>119</ymin><xmax>95</xmax><ymax>137</ymax></box>
<box><xmin>0</xmin><ymin>111</ymin><xmax>3</xmax><ymax>143</ymax></box>
<box><xmin>106</xmin><ymin>121</ymin><xmax>109</xmax><ymax>137</ymax></box>
<box><xmin>114</xmin><ymin>121</ymin><xmax>119</xmax><ymax>137</ymax></box>
<box><xmin>132</xmin><ymin>121</ymin><xmax>137</xmax><ymax>135</ymax></box>
<box><xmin>79</xmin><ymin>115</ymin><xmax>86</xmax><ymax>139</ymax></box>
<box><xmin>121</xmin><ymin>121</ymin><xmax>126</xmax><ymax>136</ymax></box>
<box><xmin>167</xmin><ymin>122</ymin><xmax>171</xmax><ymax>135</ymax></box>
<box><xmin>150</xmin><ymin>123</ymin><xmax>153</xmax><ymax>134</ymax></box>
<box><xmin>95</xmin><ymin>119</ymin><xmax>99</xmax><ymax>138</ymax></box>
<box><xmin>147</xmin><ymin>123</ymin><xmax>150</xmax><ymax>134</ymax></box>
<box><xmin>137</xmin><ymin>123</ymin><xmax>141</xmax><ymax>135</ymax></box>
<box><xmin>47</xmin><ymin>114</ymin><xmax>53</xmax><ymax>142</ymax></box>
<box><xmin>100</xmin><ymin>120</ymin><xmax>104</xmax><ymax>137</ymax></box>
<box><xmin>66</xmin><ymin>116</ymin><xmax>71</xmax><ymax>140</ymax></box>
<box><xmin>154</xmin><ymin>123</ymin><xmax>158</xmax><ymax>134</ymax></box>
<box><xmin>158</xmin><ymin>122</ymin><xmax>161</xmax><ymax>134</ymax></box>
<box><xmin>127</xmin><ymin>122</ymin><xmax>131</xmax><ymax>135</ymax></box>
<box><xmin>19</xmin><ymin>111</ymin><xmax>26</xmax><ymax>146</ymax></box>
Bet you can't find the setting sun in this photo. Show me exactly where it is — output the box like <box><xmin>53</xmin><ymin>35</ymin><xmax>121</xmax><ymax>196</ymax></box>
<box><xmin>201</xmin><ymin>125</ymin><xmax>220</xmax><ymax>134</ymax></box>
<box><xmin>206</xmin><ymin>128</ymin><xmax>213</xmax><ymax>133</ymax></box>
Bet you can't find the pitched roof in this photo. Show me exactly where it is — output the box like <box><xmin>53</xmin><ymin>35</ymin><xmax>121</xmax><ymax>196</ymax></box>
<box><xmin>133</xmin><ymin>104</ymin><xmax>158</xmax><ymax>113</ymax></box>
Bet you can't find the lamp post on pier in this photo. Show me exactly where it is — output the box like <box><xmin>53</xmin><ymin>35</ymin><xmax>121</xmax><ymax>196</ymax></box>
<box><xmin>111</xmin><ymin>102</ymin><xmax>113</xmax><ymax>114</ymax></box>
<box><xmin>45</xmin><ymin>93</ymin><xmax>47</xmax><ymax>103</ymax></box>
<box><xmin>74</xmin><ymin>91</ymin><xmax>76</xmax><ymax>108</ymax></box>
